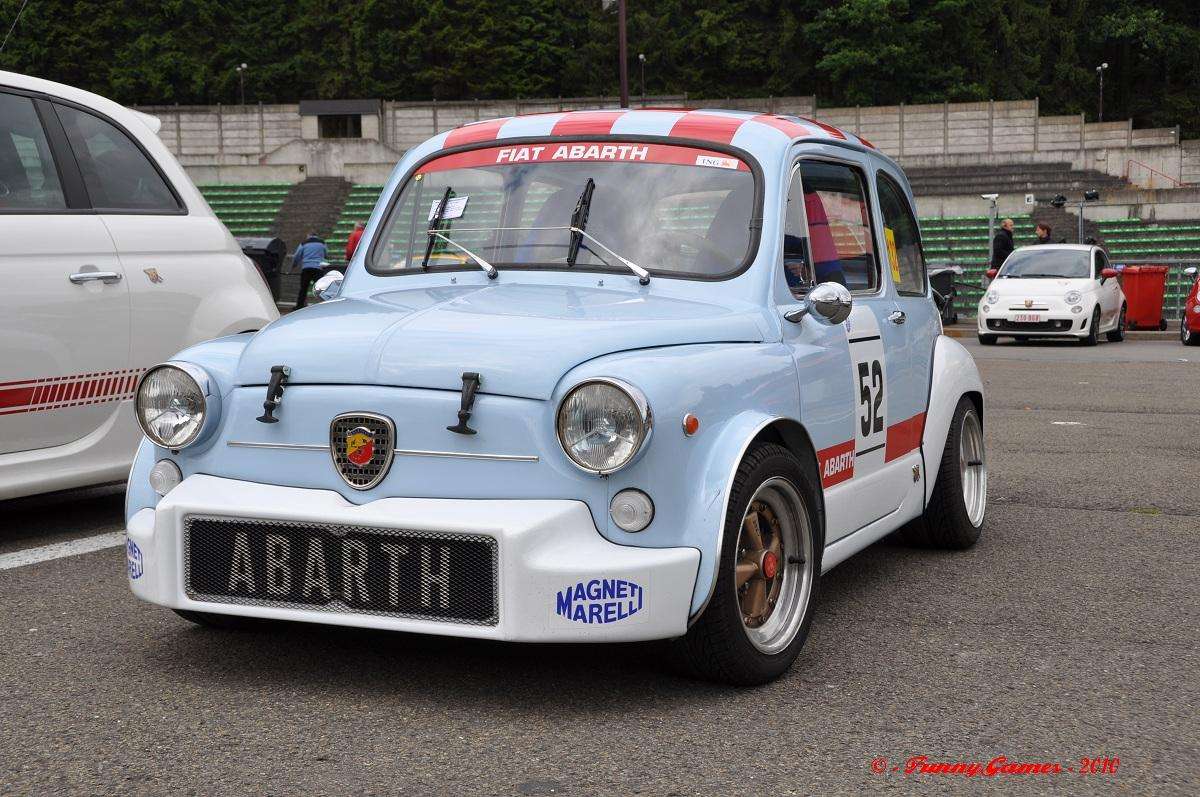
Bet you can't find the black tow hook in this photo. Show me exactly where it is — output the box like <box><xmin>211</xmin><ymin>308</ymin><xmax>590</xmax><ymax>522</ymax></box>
<box><xmin>256</xmin><ymin>365</ymin><xmax>290</xmax><ymax>423</ymax></box>
<box><xmin>447</xmin><ymin>372</ymin><xmax>481</xmax><ymax>435</ymax></box>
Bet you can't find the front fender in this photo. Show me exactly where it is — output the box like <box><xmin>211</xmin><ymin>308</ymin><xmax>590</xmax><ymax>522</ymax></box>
<box><xmin>554</xmin><ymin>343</ymin><xmax>802</xmax><ymax>617</ymax></box>
<box><xmin>922</xmin><ymin>335</ymin><xmax>984</xmax><ymax>493</ymax></box>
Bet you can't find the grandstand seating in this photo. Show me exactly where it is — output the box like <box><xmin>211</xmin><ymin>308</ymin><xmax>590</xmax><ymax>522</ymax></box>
<box><xmin>199</xmin><ymin>184</ymin><xmax>289</xmax><ymax>236</ymax></box>
<box><xmin>327</xmin><ymin>184</ymin><xmax>385</xmax><ymax>263</ymax></box>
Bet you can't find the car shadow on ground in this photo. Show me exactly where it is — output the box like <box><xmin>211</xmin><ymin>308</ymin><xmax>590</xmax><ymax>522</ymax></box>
<box><xmin>151</xmin><ymin>534</ymin><xmax>943</xmax><ymax>701</ymax></box>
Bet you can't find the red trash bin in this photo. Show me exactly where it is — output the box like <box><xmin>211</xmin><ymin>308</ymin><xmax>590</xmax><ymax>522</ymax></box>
<box><xmin>1119</xmin><ymin>265</ymin><xmax>1169</xmax><ymax>330</ymax></box>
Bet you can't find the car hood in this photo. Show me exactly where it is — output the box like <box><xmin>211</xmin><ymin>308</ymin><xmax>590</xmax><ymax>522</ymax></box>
<box><xmin>234</xmin><ymin>282</ymin><xmax>765</xmax><ymax>399</ymax></box>
<box><xmin>991</xmin><ymin>276</ymin><xmax>1093</xmax><ymax>296</ymax></box>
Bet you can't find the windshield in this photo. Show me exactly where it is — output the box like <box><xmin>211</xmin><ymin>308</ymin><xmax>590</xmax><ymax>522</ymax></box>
<box><xmin>1000</xmin><ymin>248</ymin><xmax>1090</xmax><ymax>278</ymax></box>
<box><xmin>368</xmin><ymin>142</ymin><xmax>757</xmax><ymax>279</ymax></box>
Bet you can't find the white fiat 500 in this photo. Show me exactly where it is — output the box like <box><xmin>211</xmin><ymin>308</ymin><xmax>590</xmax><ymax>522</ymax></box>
<box><xmin>0</xmin><ymin>71</ymin><xmax>278</xmax><ymax>500</ymax></box>
<box><xmin>978</xmin><ymin>244</ymin><xmax>1126</xmax><ymax>345</ymax></box>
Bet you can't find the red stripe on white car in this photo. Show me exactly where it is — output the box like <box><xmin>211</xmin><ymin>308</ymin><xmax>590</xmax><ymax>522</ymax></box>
<box><xmin>750</xmin><ymin>115</ymin><xmax>811</xmax><ymax>139</ymax></box>
<box><xmin>817</xmin><ymin>439</ymin><xmax>855</xmax><ymax>489</ymax></box>
<box><xmin>667</xmin><ymin>112</ymin><xmax>747</xmax><ymax>144</ymax></box>
<box><xmin>885</xmin><ymin>412</ymin><xmax>926</xmax><ymax>462</ymax></box>
<box><xmin>417</xmin><ymin>142</ymin><xmax>750</xmax><ymax>173</ymax></box>
<box><xmin>442</xmin><ymin>118</ymin><xmax>509</xmax><ymax>148</ymax></box>
<box><xmin>0</xmin><ymin>368</ymin><xmax>145</xmax><ymax>416</ymax></box>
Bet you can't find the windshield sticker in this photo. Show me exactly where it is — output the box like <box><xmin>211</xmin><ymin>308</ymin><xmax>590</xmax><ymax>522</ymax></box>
<box><xmin>428</xmin><ymin>195</ymin><xmax>468</xmax><ymax>221</ymax></box>
<box><xmin>695</xmin><ymin>155</ymin><xmax>739</xmax><ymax>170</ymax></box>
<box><xmin>884</xmin><ymin>227</ymin><xmax>901</xmax><ymax>284</ymax></box>
<box><xmin>419</xmin><ymin>142</ymin><xmax>750</xmax><ymax>174</ymax></box>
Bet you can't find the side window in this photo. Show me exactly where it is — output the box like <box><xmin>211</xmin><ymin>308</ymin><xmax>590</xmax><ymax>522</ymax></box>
<box><xmin>876</xmin><ymin>172</ymin><xmax>927</xmax><ymax>295</ymax></box>
<box><xmin>54</xmin><ymin>104</ymin><xmax>179</xmax><ymax>212</ymax></box>
<box><xmin>0</xmin><ymin>93</ymin><xmax>66</xmax><ymax>211</ymax></box>
<box><xmin>781</xmin><ymin>166</ymin><xmax>812</xmax><ymax>296</ymax></box>
<box><xmin>796</xmin><ymin>160</ymin><xmax>878</xmax><ymax>292</ymax></box>
<box><xmin>1094</xmin><ymin>251</ymin><xmax>1108</xmax><ymax>278</ymax></box>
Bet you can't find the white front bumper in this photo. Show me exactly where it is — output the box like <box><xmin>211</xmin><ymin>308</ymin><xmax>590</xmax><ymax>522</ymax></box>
<box><xmin>977</xmin><ymin>308</ymin><xmax>1084</xmax><ymax>336</ymax></box>
<box><xmin>127</xmin><ymin>475</ymin><xmax>700</xmax><ymax>642</ymax></box>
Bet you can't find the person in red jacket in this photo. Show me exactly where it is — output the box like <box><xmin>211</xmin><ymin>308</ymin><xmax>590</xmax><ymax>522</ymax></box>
<box><xmin>345</xmin><ymin>221</ymin><xmax>365</xmax><ymax>261</ymax></box>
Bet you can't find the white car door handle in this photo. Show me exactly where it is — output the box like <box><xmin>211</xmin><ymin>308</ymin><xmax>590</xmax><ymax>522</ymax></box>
<box><xmin>69</xmin><ymin>270</ymin><xmax>123</xmax><ymax>285</ymax></box>
<box><xmin>887</xmin><ymin>310</ymin><xmax>906</xmax><ymax>325</ymax></box>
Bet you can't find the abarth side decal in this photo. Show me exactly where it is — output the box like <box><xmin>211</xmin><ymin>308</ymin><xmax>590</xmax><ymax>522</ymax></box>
<box><xmin>0</xmin><ymin>369</ymin><xmax>144</xmax><ymax>416</ymax></box>
<box><xmin>817</xmin><ymin>440</ymin><xmax>855</xmax><ymax>488</ymax></box>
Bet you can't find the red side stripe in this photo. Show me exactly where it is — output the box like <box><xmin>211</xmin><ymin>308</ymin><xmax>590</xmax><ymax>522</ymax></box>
<box><xmin>667</xmin><ymin>112</ymin><xmax>745</xmax><ymax>144</ymax></box>
<box><xmin>550</xmin><ymin>111</ymin><xmax>625</xmax><ymax>137</ymax></box>
<box><xmin>857</xmin><ymin>134</ymin><xmax>876</xmax><ymax>149</ymax></box>
<box><xmin>817</xmin><ymin>439</ymin><xmax>856</xmax><ymax>489</ymax></box>
<box><xmin>442</xmin><ymin>118</ymin><xmax>509</xmax><ymax>149</ymax></box>
<box><xmin>885</xmin><ymin>412</ymin><xmax>926</xmax><ymax>462</ymax></box>
<box><xmin>751</xmin><ymin>115</ymin><xmax>811</xmax><ymax>139</ymax></box>
<box><xmin>0</xmin><ymin>386</ymin><xmax>35</xmax><ymax>409</ymax></box>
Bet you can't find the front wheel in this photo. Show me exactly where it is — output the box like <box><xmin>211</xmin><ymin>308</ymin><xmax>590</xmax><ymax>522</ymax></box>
<box><xmin>675</xmin><ymin>443</ymin><xmax>821</xmax><ymax>686</ymax></box>
<box><xmin>1182</xmin><ymin>315</ymin><xmax>1200</xmax><ymax>346</ymax></box>
<box><xmin>898</xmin><ymin>397</ymin><xmax>986</xmax><ymax>549</ymax></box>
<box><xmin>1081</xmin><ymin>306</ymin><xmax>1101</xmax><ymax>346</ymax></box>
<box><xmin>1106</xmin><ymin>304</ymin><xmax>1127</xmax><ymax>342</ymax></box>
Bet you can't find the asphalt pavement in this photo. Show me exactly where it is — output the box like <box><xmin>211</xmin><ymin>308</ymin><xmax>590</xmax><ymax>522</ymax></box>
<box><xmin>1</xmin><ymin>337</ymin><xmax>1198</xmax><ymax>796</ymax></box>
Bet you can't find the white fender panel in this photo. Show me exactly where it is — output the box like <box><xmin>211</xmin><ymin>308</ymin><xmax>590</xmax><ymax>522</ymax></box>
<box><xmin>922</xmin><ymin>335</ymin><xmax>984</xmax><ymax>493</ymax></box>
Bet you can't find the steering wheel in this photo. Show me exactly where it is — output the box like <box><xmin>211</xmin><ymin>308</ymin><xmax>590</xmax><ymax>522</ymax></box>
<box><xmin>643</xmin><ymin>229</ymin><xmax>730</xmax><ymax>266</ymax></box>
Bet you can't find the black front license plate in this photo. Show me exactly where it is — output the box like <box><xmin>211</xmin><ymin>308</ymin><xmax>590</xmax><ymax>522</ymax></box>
<box><xmin>184</xmin><ymin>516</ymin><xmax>498</xmax><ymax>625</ymax></box>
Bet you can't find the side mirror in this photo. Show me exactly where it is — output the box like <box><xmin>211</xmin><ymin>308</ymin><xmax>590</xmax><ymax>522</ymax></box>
<box><xmin>1185</xmin><ymin>267</ymin><xmax>1198</xmax><ymax>279</ymax></box>
<box><xmin>783</xmin><ymin>282</ymin><xmax>852</xmax><ymax>325</ymax></box>
<box><xmin>1101</xmin><ymin>268</ymin><xmax>1118</xmax><ymax>280</ymax></box>
<box><xmin>314</xmin><ymin>270</ymin><xmax>344</xmax><ymax>300</ymax></box>
<box><xmin>986</xmin><ymin>268</ymin><xmax>998</xmax><ymax>280</ymax></box>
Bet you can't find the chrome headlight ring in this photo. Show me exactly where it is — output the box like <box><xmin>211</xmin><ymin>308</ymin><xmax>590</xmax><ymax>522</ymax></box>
<box><xmin>1065</xmin><ymin>290</ymin><xmax>1083</xmax><ymax>306</ymax></box>
<box><xmin>135</xmin><ymin>362</ymin><xmax>222</xmax><ymax>450</ymax></box>
<box><xmin>556</xmin><ymin>377</ymin><xmax>653</xmax><ymax>476</ymax></box>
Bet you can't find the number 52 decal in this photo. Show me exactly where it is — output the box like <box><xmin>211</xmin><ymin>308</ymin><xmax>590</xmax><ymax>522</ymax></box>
<box><xmin>857</xmin><ymin>359</ymin><xmax>884</xmax><ymax>437</ymax></box>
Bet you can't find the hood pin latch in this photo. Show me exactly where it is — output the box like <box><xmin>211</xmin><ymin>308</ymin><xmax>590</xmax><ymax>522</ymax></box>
<box><xmin>256</xmin><ymin>365</ymin><xmax>290</xmax><ymax>424</ymax></box>
<box><xmin>447</xmin><ymin>372</ymin><xmax>481</xmax><ymax>435</ymax></box>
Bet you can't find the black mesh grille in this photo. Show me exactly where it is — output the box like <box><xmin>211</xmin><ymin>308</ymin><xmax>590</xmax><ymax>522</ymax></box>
<box><xmin>987</xmin><ymin>318</ymin><xmax>1072</xmax><ymax>331</ymax></box>
<box><xmin>330</xmin><ymin>414</ymin><xmax>394</xmax><ymax>489</ymax></box>
<box><xmin>184</xmin><ymin>516</ymin><xmax>498</xmax><ymax>625</ymax></box>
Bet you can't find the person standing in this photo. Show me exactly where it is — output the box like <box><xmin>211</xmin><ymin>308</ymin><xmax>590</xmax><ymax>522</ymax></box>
<box><xmin>991</xmin><ymin>218</ymin><xmax>1015</xmax><ymax>269</ymax></box>
<box><xmin>345</xmin><ymin>221</ymin><xmax>365</xmax><ymax>261</ymax></box>
<box><xmin>292</xmin><ymin>233</ymin><xmax>328</xmax><ymax>309</ymax></box>
<box><xmin>1034</xmin><ymin>223</ymin><xmax>1052</xmax><ymax>244</ymax></box>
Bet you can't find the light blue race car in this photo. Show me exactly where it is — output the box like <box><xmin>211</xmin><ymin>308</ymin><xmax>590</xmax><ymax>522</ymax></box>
<box><xmin>126</xmin><ymin>108</ymin><xmax>986</xmax><ymax>685</ymax></box>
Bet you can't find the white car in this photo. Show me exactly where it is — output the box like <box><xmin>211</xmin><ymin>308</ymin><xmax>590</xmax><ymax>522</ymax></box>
<box><xmin>978</xmin><ymin>244</ymin><xmax>1126</xmax><ymax>345</ymax></box>
<box><xmin>0</xmin><ymin>71</ymin><xmax>277</xmax><ymax>500</ymax></box>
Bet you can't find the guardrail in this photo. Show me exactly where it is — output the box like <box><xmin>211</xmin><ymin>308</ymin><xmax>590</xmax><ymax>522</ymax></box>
<box><xmin>1125</xmin><ymin>159</ymin><xmax>1188</xmax><ymax>189</ymax></box>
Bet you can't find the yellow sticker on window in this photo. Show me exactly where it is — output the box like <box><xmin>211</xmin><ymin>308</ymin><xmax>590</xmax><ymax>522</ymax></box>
<box><xmin>884</xmin><ymin>227</ymin><xmax>901</xmax><ymax>284</ymax></box>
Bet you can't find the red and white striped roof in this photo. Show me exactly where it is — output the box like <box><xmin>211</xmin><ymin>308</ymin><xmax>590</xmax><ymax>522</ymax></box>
<box><xmin>436</xmin><ymin>108</ymin><xmax>873</xmax><ymax>153</ymax></box>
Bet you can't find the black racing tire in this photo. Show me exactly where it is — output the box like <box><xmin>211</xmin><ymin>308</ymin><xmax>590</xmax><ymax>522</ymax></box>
<box><xmin>977</xmin><ymin>334</ymin><xmax>997</xmax><ymax>346</ymax></box>
<box><xmin>1106</xmin><ymin>304</ymin><xmax>1127</xmax><ymax>342</ymax></box>
<box><xmin>1081</xmin><ymin>306</ymin><xmax>1100</xmax><ymax>346</ymax></box>
<box><xmin>897</xmin><ymin>397</ymin><xmax>986</xmax><ymax>550</ymax></box>
<box><xmin>673</xmin><ymin>443</ymin><xmax>822</xmax><ymax>686</ymax></box>
<box><xmin>173</xmin><ymin>609</ymin><xmax>266</xmax><ymax>630</ymax></box>
<box><xmin>1182</xmin><ymin>315</ymin><xmax>1200</xmax><ymax>346</ymax></box>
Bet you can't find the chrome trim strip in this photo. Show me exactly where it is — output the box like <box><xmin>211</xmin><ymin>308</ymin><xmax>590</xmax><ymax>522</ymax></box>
<box><xmin>227</xmin><ymin>441</ymin><xmax>538</xmax><ymax>462</ymax></box>
<box><xmin>228</xmin><ymin>441</ymin><xmax>329</xmax><ymax>451</ymax></box>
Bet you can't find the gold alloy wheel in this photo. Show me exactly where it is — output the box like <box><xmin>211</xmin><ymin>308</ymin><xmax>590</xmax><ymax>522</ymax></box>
<box><xmin>734</xmin><ymin>477</ymin><xmax>814</xmax><ymax>655</ymax></box>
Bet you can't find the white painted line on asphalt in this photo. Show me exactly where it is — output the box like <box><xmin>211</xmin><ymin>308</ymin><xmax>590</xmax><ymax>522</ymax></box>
<box><xmin>1052</xmin><ymin>421</ymin><xmax>1084</xmax><ymax>426</ymax></box>
<box><xmin>0</xmin><ymin>531</ymin><xmax>125</xmax><ymax>571</ymax></box>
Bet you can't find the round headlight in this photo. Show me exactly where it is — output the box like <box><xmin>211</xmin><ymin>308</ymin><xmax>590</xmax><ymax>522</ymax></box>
<box><xmin>136</xmin><ymin>364</ymin><xmax>208</xmax><ymax>449</ymax></box>
<box><xmin>556</xmin><ymin>379</ymin><xmax>651</xmax><ymax>474</ymax></box>
<box><xmin>986</xmin><ymin>290</ymin><xmax>999</xmax><ymax>304</ymax></box>
<box><xmin>1065</xmin><ymin>290</ymin><xmax>1083</xmax><ymax>305</ymax></box>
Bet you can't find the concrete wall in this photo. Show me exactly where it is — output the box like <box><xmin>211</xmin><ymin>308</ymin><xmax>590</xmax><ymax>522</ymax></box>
<box><xmin>135</xmin><ymin>95</ymin><xmax>1188</xmax><ymax>190</ymax></box>
<box><xmin>916</xmin><ymin>185</ymin><xmax>1200</xmax><ymax>223</ymax></box>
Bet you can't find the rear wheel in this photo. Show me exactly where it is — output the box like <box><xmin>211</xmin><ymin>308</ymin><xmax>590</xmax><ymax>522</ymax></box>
<box><xmin>675</xmin><ymin>443</ymin><xmax>821</xmax><ymax>686</ymax></box>
<box><xmin>1081</xmin><ymin>306</ymin><xmax>1101</xmax><ymax>346</ymax></box>
<box><xmin>1106</xmin><ymin>304</ymin><xmax>1127</xmax><ymax>342</ymax></box>
<box><xmin>899</xmin><ymin>397</ymin><xmax>986</xmax><ymax>549</ymax></box>
<box><xmin>977</xmin><ymin>334</ymin><xmax>997</xmax><ymax>346</ymax></box>
<box><xmin>1183</xmin><ymin>315</ymin><xmax>1200</xmax><ymax>346</ymax></box>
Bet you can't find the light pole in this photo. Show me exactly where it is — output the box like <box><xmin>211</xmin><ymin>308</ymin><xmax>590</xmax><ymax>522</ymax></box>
<box><xmin>638</xmin><ymin>53</ymin><xmax>646</xmax><ymax>105</ymax></box>
<box><xmin>235</xmin><ymin>63</ymin><xmax>248</xmax><ymax>106</ymax></box>
<box><xmin>617</xmin><ymin>0</ymin><xmax>629</xmax><ymax>108</ymax></box>
<box><xmin>1096</xmin><ymin>62</ymin><xmax>1108</xmax><ymax>123</ymax></box>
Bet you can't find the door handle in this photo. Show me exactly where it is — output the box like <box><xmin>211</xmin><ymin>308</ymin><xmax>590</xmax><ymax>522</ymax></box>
<box><xmin>887</xmin><ymin>310</ymin><xmax>907</xmax><ymax>325</ymax></box>
<box><xmin>69</xmin><ymin>271</ymin><xmax>123</xmax><ymax>285</ymax></box>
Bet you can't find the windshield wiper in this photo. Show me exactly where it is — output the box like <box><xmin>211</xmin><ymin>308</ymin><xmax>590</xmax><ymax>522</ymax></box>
<box><xmin>425</xmin><ymin>229</ymin><xmax>498</xmax><ymax>279</ymax></box>
<box><xmin>435</xmin><ymin>223</ymin><xmax>650</xmax><ymax>284</ymax></box>
<box><xmin>421</xmin><ymin>186</ymin><xmax>453</xmax><ymax>270</ymax></box>
<box><xmin>567</xmin><ymin>178</ymin><xmax>595</xmax><ymax>268</ymax></box>
<box><xmin>569</xmin><ymin>226</ymin><xmax>650</xmax><ymax>284</ymax></box>
<box><xmin>1008</xmin><ymin>273</ymin><xmax>1067</xmax><ymax>278</ymax></box>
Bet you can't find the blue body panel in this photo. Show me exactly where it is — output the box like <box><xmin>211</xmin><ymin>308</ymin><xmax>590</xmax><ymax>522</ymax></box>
<box><xmin>127</xmin><ymin>112</ymin><xmax>943</xmax><ymax>617</ymax></box>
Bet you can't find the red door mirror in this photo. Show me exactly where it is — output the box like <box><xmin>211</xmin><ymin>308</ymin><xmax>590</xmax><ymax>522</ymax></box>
<box><xmin>1101</xmin><ymin>268</ymin><xmax>1118</xmax><ymax>279</ymax></box>
<box><xmin>986</xmin><ymin>268</ymin><xmax>998</xmax><ymax>280</ymax></box>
